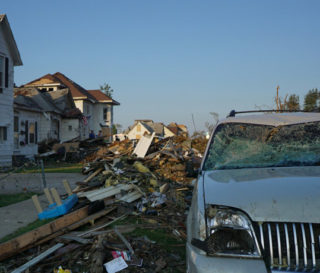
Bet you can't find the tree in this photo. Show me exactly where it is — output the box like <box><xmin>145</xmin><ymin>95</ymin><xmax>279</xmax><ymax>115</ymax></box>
<box><xmin>304</xmin><ymin>88</ymin><xmax>319</xmax><ymax>112</ymax></box>
<box><xmin>100</xmin><ymin>83</ymin><xmax>114</xmax><ymax>98</ymax></box>
<box><xmin>285</xmin><ymin>94</ymin><xmax>300</xmax><ymax>111</ymax></box>
<box><xmin>274</xmin><ymin>86</ymin><xmax>288</xmax><ymax>111</ymax></box>
<box><xmin>112</xmin><ymin>124</ymin><xmax>117</xmax><ymax>135</ymax></box>
<box><xmin>114</xmin><ymin>123</ymin><xmax>123</xmax><ymax>133</ymax></box>
<box><xmin>205</xmin><ymin>112</ymin><xmax>219</xmax><ymax>133</ymax></box>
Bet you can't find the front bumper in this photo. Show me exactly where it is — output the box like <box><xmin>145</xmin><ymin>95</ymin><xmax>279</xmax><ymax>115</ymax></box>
<box><xmin>186</xmin><ymin>242</ymin><xmax>268</xmax><ymax>273</ymax></box>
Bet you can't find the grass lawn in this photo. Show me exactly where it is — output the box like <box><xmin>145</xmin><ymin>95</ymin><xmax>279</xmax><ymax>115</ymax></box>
<box><xmin>0</xmin><ymin>192</ymin><xmax>37</xmax><ymax>208</ymax></box>
<box><xmin>0</xmin><ymin>218</ymin><xmax>53</xmax><ymax>243</ymax></box>
<box><xmin>15</xmin><ymin>162</ymin><xmax>82</xmax><ymax>174</ymax></box>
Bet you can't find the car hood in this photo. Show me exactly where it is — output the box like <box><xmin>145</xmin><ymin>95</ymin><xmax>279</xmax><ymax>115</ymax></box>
<box><xmin>203</xmin><ymin>166</ymin><xmax>320</xmax><ymax>223</ymax></box>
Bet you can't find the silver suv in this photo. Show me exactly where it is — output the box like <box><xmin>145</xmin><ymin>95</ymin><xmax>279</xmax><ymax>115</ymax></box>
<box><xmin>187</xmin><ymin>111</ymin><xmax>320</xmax><ymax>273</ymax></box>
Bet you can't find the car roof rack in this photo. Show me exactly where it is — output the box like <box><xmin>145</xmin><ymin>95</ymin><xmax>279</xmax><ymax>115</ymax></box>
<box><xmin>227</xmin><ymin>109</ymin><xmax>310</xmax><ymax>118</ymax></box>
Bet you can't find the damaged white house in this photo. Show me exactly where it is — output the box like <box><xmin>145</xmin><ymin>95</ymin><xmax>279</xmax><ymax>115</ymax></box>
<box><xmin>0</xmin><ymin>14</ymin><xmax>23</xmax><ymax>167</ymax></box>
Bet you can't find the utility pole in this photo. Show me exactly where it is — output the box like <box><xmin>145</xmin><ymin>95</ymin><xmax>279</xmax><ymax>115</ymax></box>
<box><xmin>191</xmin><ymin>113</ymin><xmax>197</xmax><ymax>132</ymax></box>
<box><xmin>276</xmin><ymin>85</ymin><xmax>280</xmax><ymax>111</ymax></box>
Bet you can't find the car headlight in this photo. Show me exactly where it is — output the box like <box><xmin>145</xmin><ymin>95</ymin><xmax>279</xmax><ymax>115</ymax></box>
<box><xmin>192</xmin><ymin>206</ymin><xmax>261</xmax><ymax>258</ymax></box>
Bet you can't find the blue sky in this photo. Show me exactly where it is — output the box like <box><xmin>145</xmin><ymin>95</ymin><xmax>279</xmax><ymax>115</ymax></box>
<box><xmin>2</xmin><ymin>0</ymin><xmax>320</xmax><ymax>132</ymax></box>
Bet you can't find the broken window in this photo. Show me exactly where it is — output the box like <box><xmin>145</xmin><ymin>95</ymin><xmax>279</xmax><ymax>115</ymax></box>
<box><xmin>68</xmin><ymin>125</ymin><xmax>72</xmax><ymax>131</ymax></box>
<box><xmin>0</xmin><ymin>126</ymin><xmax>7</xmax><ymax>143</ymax></box>
<box><xmin>203</xmin><ymin>121</ymin><xmax>320</xmax><ymax>170</ymax></box>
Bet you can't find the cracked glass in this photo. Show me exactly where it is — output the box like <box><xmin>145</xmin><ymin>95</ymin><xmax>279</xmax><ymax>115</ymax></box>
<box><xmin>203</xmin><ymin>121</ymin><xmax>320</xmax><ymax>170</ymax></box>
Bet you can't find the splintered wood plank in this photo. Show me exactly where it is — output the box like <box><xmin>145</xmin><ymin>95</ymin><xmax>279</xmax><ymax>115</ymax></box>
<box><xmin>31</xmin><ymin>195</ymin><xmax>43</xmax><ymax>213</ymax></box>
<box><xmin>84</xmin><ymin>168</ymin><xmax>103</xmax><ymax>183</ymax></box>
<box><xmin>0</xmin><ymin>206</ymin><xmax>89</xmax><ymax>261</ymax></box>
<box><xmin>73</xmin><ymin>167</ymin><xmax>103</xmax><ymax>193</ymax></box>
<box><xmin>63</xmin><ymin>179</ymin><xmax>73</xmax><ymax>196</ymax></box>
<box><xmin>50</xmin><ymin>188</ymin><xmax>62</xmax><ymax>206</ymax></box>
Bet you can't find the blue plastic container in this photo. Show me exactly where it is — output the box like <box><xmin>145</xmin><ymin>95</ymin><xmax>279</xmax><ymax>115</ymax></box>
<box><xmin>38</xmin><ymin>194</ymin><xmax>78</xmax><ymax>220</ymax></box>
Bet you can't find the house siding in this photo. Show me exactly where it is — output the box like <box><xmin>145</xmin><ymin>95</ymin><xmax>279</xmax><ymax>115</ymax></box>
<box><xmin>38</xmin><ymin>113</ymin><xmax>61</xmax><ymax>142</ymax></box>
<box><xmin>91</xmin><ymin>103</ymin><xmax>114</xmax><ymax>142</ymax></box>
<box><xmin>0</xmin><ymin>24</ymin><xmax>14</xmax><ymax>166</ymax></box>
<box><xmin>60</xmin><ymin>118</ymin><xmax>80</xmax><ymax>142</ymax></box>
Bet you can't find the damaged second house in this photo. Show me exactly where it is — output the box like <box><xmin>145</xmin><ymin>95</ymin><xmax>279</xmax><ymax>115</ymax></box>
<box><xmin>12</xmin><ymin>73</ymin><xmax>120</xmax><ymax>163</ymax></box>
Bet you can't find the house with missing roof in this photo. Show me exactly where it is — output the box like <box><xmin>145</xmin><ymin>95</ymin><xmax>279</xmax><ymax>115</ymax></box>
<box><xmin>23</xmin><ymin>73</ymin><xmax>120</xmax><ymax>142</ymax></box>
<box><xmin>14</xmin><ymin>87</ymin><xmax>83</xmax><ymax>153</ymax></box>
<box><xmin>126</xmin><ymin>120</ymin><xmax>177</xmax><ymax>140</ymax></box>
<box><xmin>0</xmin><ymin>14</ymin><xmax>23</xmax><ymax>166</ymax></box>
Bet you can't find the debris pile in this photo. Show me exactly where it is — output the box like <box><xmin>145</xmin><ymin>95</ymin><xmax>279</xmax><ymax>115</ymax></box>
<box><xmin>0</xmin><ymin>134</ymin><xmax>208</xmax><ymax>272</ymax></box>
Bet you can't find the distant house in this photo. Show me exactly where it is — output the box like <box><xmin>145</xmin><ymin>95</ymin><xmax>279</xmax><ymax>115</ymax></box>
<box><xmin>14</xmin><ymin>87</ymin><xmax>83</xmax><ymax>150</ymax></box>
<box><xmin>0</xmin><ymin>14</ymin><xmax>23</xmax><ymax>166</ymax></box>
<box><xmin>126</xmin><ymin>120</ymin><xmax>176</xmax><ymax>140</ymax></box>
<box><xmin>167</xmin><ymin>122</ymin><xmax>188</xmax><ymax>136</ymax></box>
<box><xmin>22</xmin><ymin>72</ymin><xmax>120</xmax><ymax>142</ymax></box>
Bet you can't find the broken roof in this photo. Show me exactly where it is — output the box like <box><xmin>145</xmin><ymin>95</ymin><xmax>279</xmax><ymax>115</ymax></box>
<box><xmin>0</xmin><ymin>14</ymin><xmax>22</xmax><ymax>66</ymax></box>
<box><xmin>24</xmin><ymin>73</ymin><xmax>96</xmax><ymax>101</ymax></box>
<box><xmin>14</xmin><ymin>87</ymin><xmax>82</xmax><ymax>118</ymax></box>
<box><xmin>15</xmin><ymin>87</ymin><xmax>58</xmax><ymax>113</ymax></box>
<box><xmin>14</xmin><ymin>95</ymin><xmax>42</xmax><ymax>113</ymax></box>
<box><xmin>87</xmin><ymin>90</ymin><xmax>120</xmax><ymax>105</ymax></box>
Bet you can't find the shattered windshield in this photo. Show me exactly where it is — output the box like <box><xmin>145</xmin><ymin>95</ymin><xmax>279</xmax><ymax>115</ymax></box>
<box><xmin>203</xmin><ymin>121</ymin><xmax>320</xmax><ymax>170</ymax></box>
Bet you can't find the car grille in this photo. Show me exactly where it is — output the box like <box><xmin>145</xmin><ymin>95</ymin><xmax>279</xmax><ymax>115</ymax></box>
<box><xmin>254</xmin><ymin>222</ymin><xmax>320</xmax><ymax>272</ymax></box>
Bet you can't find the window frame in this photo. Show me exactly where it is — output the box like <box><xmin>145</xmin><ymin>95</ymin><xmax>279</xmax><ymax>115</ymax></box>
<box><xmin>103</xmin><ymin>108</ymin><xmax>108</xmax><ymax>121</ymax></box>
<box><xmin>0</xmin><ymin>126</ymin><xmax>7</xmax><ymax>143</ymax></box>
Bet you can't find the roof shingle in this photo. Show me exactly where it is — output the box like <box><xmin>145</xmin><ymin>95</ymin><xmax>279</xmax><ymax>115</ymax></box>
<box><xmin>88</xmin><ymin>90</ymin><xmax>120</xmax><ymax>105</ymax></box>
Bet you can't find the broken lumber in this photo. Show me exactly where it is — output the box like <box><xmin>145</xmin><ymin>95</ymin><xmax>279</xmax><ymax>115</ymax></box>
<box><xmin>0</xmin><ymin>206</ymin><xmax>88</xmax><ymax>261</ymax></box>
<box><xmin>84</xmin><ymin>168</ymin><xmax>103</xmax><ymax>183</ymax></box>
<box><xmin>73</xmin><ymin>167</ymin><xmax>103</xmax><ymax>193</ymax></box>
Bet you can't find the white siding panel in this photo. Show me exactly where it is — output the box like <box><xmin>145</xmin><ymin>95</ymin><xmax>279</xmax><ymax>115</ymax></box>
<box><xmin>60</xmin><ymin>118</ymin><xmax>80</xmax><ymax>142</ymax></box>
<box><xmin>0</xmin><ymin>24</ymin><xmax>16</xmax><ymax>166</ymax></box>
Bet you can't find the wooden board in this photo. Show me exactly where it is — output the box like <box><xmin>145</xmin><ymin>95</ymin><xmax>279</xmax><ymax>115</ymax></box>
<box><xmin>0</xmin><ymin>206</ymin><xmax>88</xmax><ymax>261</ymax></box>
<box><xmin>35</xmin><ymin>207</ymin><xmax>116</xmax><ymax>245</ymax></box>
<box><xmin>52</xmin><ymin>142</ymin><xmax>79</xmax><ymax>153</ymax></box>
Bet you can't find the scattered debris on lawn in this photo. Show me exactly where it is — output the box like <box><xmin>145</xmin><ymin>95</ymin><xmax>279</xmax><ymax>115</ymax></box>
<box><xmin>0</xmin><ymin>134</ymin><xmax>207</xmax><ymax>272</ymax></box>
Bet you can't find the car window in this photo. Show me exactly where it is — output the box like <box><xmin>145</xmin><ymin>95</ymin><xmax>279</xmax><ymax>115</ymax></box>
<box><xmin>203</xmin><ymin>121</ymin><xmax>320</xmax><ymax>170</ymax></box>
